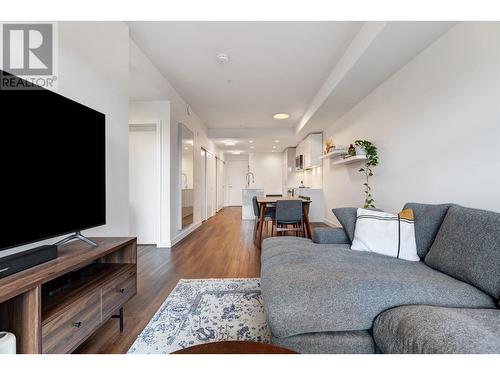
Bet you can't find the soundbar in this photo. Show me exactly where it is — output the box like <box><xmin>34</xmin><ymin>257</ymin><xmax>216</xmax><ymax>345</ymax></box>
<box><xmin>0</xmin><ymin>245</ymin><xmax>58</xmax><ymax>279</ymax></box>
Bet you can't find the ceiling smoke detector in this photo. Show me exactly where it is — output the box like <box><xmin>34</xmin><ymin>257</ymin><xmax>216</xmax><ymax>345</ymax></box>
<box><xmin>216</xmin><ymin>53</ymin><xmax>230</xmax><ymax>65</ymax></box>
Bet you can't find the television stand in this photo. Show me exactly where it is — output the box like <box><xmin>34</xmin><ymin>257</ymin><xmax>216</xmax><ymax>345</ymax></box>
<box><xmin>0</xmin><ymin>237</ymin><xmax>137</xmax><ymax>353</ymax></box>
<box><xmin>54</xmin><ymin>231</ymin><xmax>98</xmax><ymax>247</ymax></box>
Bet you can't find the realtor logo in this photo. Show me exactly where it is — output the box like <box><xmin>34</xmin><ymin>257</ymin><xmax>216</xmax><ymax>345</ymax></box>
<box><xmin>0</xmin><ymin>22</ymin><xmax>58</xmax><ymax>89</ymax></box>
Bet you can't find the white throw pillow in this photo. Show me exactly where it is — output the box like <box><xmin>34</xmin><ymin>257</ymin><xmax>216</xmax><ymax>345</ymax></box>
<box><xmin>351</xmin><ymin>208</ymin><xmax>419</xmax><ymax>261</ymax></box>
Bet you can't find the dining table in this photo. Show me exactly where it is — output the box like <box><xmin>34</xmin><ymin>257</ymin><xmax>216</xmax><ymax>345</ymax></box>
<box><xmin>255</xmin><ymin>196</ymin><xmax>312</xmax><ymax>247</ymax></box>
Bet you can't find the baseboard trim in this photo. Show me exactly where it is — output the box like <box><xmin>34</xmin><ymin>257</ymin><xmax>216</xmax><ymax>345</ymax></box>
<box><xmin>167</xmin><ymin>221</ymin><xmax>203</xmax><ymax>247</ymax></box>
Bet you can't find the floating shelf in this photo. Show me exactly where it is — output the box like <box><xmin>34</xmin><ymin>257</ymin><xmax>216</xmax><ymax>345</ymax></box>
<box><xmin>331</xmin><ymin>155</ymin><xmax>367</xmax><ymax>165</ymax></box>
<box><xmin>320</xmin><ymin>149</ymin><xmax>348</xmax><ymax>159</ymax></box>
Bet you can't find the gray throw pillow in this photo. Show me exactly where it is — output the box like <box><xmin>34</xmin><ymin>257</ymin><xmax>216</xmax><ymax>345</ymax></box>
<box><xmin>403</xmin><ymin>202</ymin><xmax>452</xmax><ymax>259</ymax></box>
<box><xmin>425</xmin><ymin>205</ymin><xmax>500</xmax><ymax>299</ymax></box>
<box><xmin>332</xmin><ymin>207</ymin><xmax>381</xmax><ymax>243</ymax></box>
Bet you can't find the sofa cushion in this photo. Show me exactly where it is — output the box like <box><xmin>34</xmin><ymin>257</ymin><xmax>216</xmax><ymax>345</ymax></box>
<box><xmin>425</xmin><ymin>205</ymin><xmax>500</xmax><ymax>299</ymax></box>
<box><xmin>351</xmin><ymin>208</ymin><xmax>419</xmax><ymax>262</ymax></box>
<box><xmin>332</xmin><ymin>207</ymin><xmax>381</xmax><ymax>243</ymax></box>
<box><xmin>403</xmin><ymin>202</ymin><xmax>452</xmax><ymax>258</ymax></box>
<box><xmin>312</xmin><ymin>227</ymin><xmax>350</xmax><ymax>244</ymax></box>
<box><xmin>272</xmin><ymin>330</ymin><xmax>375</xmax><ymax>354</ymax></box>
<box><xmin>373</xmin><ymin>305</ymin><xmax>500</xmax><ymax>354</ymax></box>
<box><xmin>260</xmin><ymin>237</ymin><xmax>495</xmax><ymax>338</ymax></box>
<box><xmin>331</xmin><ymin>207</ymin><xmax>358</xmax><ymax>243</ymax></box>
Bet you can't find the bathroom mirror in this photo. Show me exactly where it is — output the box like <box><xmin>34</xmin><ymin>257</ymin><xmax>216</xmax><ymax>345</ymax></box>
<box><xmin>180</xmin><ymin>123</ymin><xmax>194</xmax><ymax>228</ymax></box>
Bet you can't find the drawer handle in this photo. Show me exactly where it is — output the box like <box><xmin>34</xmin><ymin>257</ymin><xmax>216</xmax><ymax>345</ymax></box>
<box><xmin>118</xmin><ymin>288</ymin><xmax>125</xmax><ymax>293</ymax></box>
<box><xmin>73</xmin><ymin>321</ymin><xmax>82</xmax><ymax>328</ymax></box>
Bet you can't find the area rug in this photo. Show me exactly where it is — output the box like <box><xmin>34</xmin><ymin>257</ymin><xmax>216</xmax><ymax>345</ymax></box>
<box><xmin>128</xmin><ymin>278</ymin><xmax>270</xmax><ymax>354</ymax></box>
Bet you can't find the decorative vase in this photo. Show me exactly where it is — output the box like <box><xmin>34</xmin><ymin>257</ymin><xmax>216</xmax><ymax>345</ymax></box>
<box><xmin>348</xmin><ymin>144</ymin><xmax>356</xmax><ymax>157</ymax></box>
<box><xmin>355</xmin><ymin>145</ymin><xmax>366</xmax><ymax>155</ymax></box>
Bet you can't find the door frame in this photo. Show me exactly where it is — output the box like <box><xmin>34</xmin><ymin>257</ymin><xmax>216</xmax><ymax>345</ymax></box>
<box><xmin>129</xmin><ymin>121</ymin><xmax>162</xmax><ymax>245</ymax></box>
<box><xmin>215</xmin><ymin>156</ymin><xmax>225</xmax><ymax>212</ymax></box>
<box><xmin>226</xmin><ymin>159</ymin><xmax>248</xmax><ymax>206</ymax></box>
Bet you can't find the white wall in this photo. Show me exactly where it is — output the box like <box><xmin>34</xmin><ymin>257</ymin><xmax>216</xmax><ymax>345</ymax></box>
<box><xmin>3</xmin><ymin>22</ymin><xmax>130</xmax><ymax>256</ymax></box>
<box><xmin>249</xmin><ymin>152</ymin><xmax>283</xmax><ymax>195</ymax></box>
<box><xmin>323</xmin><ymin>22</ymin><xmax>500</xmax><ymax>225</ymax></box>
<box><xmin>129</xmin><ymin>39</ymin><xmax>223</xmax><ymax>246</ymax></box>
<box><xmin>58</xmin><ymin>22</ymin><xmax>130</xmax><ymax>237</ymax></box>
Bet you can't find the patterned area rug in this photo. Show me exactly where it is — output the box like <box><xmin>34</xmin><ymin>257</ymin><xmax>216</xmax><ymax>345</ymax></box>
<box><xmin>128</xmin><ymin>278</ymin><xmax>270</xmax><ymax>354</ymax></box>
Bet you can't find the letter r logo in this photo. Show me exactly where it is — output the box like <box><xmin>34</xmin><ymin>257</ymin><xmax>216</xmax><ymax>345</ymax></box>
<box><xmin>2</xmin><ymin>23</ymin><xmax>53</xmax><ymax>75</ymax></box>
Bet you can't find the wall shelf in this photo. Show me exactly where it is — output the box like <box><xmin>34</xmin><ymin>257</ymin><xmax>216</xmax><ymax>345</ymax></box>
<box><xmin>320</xmin><ymin>150</ymin><xmax>348</xmax><ymax>159</ymax></box>
<box><xmin>331</xmin><ymin>155</ymin><xmax>367</xmax><ymax>165</ymax></box>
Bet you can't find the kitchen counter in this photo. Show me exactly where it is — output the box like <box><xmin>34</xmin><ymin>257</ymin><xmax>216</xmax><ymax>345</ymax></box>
<box><xmin>242</xmin><ymin>188</ymin><xmax>264</xmax><ymax>220</ymax></box>
<box><xmin>297</xmin><ymin>188</ymin><xmax>324</xmax><ymax>222</ymax></box>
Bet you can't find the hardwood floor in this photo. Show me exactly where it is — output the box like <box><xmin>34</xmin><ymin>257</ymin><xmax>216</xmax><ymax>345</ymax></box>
<box><xmin>75</xmin><ymin>207</ymin><xmax>327</xmax><ymax>354</ymax></box>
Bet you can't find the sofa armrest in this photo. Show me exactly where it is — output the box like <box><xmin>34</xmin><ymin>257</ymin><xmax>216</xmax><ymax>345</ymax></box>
<box><xmin>312</xmin><ymin>227</ymin><xmax>351</xmax><ymax>244</ymax></box>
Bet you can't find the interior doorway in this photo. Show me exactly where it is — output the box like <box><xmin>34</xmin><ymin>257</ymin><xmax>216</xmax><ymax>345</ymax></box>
<box><xmin>226</xmin><ymin>160</ymin><xmax>248</xmax><ymax>206</ymax></box>
<box><xmin>129</xmin><ymin>123</ymin><xmax>160</xmax><ymax>244</ymax></box>
<box><xmin>200</xmin><ymin>148</ymin><xmax>207</xmax><ymax>221</ymax></box>
<box><xmin>216</xmin><ymin>157</ymin><xmax>225</xmax><ymax>211</ymax></box>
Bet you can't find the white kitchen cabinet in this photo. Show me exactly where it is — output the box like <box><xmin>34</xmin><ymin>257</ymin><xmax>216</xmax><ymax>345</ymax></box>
<box><xmin>296</xmin><ymin>133</ymin><xmax>323</xmax><ymax>169</ymax></box>
<box><xmin>282</xmin><ymin>147</ymin><xmax>299</xmax><ymax>194</ymax></box>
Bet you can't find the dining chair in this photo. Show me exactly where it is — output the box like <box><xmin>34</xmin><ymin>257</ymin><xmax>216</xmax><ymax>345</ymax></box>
<box><xmin>252</xmin><ymin>196</ymin><xmax>275</xmax><ymax>238</ymax></box>
<box><xmin>274</xmin><ymin>199</ymin><xmax>304</xmax><ymax>237</ymax></box>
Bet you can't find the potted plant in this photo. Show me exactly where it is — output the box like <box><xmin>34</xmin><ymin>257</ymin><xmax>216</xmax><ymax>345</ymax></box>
<box><xmin>354</xmin><ymin>140</ymin><xmax>379</xmax><ymax>208</ymax></box>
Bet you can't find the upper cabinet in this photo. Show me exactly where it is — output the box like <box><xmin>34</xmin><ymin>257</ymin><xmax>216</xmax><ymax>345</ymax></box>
<box><xmin>296</xmin><ymin>133</ymin><xmax>323</xmax><ymax>169</ymax></box>
<box><xmin>282</xmin><ymin>147</ymin><xmax>300</xmax><ymax>191</ymax></box>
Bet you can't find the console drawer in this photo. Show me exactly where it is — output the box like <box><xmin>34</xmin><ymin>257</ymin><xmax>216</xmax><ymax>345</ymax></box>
<box><xmin>102</xmin><ymin>268</ymin><xmax>136</xmax><ymax>320</ymax></box>
<box><xmin>42</xmin><ymin>289</ymin><xmax>101</xmax><ymax>354</ymax></box>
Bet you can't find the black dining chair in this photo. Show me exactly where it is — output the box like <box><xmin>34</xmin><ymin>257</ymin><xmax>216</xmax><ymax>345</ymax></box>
<box><xmin>252</xmin><ymin>196</ymin><xmax>275</xmax><ymax>238</ymax></box>
<box><xmin>274</xmin><ymin>199</ymin><xmax>304</xmax><ymax>237</ymax></box>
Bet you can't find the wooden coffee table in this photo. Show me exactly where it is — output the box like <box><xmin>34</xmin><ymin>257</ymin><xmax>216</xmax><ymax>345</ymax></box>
<box><xmin>172</xmin><ymin>341</ymin><xmax>297</xmax><ymax>354</ymax></box>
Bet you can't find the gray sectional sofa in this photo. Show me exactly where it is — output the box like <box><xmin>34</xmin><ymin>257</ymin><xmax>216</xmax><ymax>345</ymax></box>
<box><xmin>260</xmin><ymin>203</ymin><xmax>500</xmax><ymax>354</ymax></box>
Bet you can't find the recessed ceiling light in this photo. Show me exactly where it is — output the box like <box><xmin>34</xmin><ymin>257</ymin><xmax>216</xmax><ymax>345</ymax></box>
<box><xmin>184</xmin><ymin>147</ymin><xmax>188</xmax><ymax>150</ymax></box>
<box><xmin>273</xmin><ymin>113</ymin><xmax>289</xmax><ymax>120</ymax></box>
<box><xmin>271</xmin><ymin>150</ymin><xmax>275</xmax><ymax>153</ymax></box>
<box><xmin>250</xmin><ymin>146</ymin><xmax>254</xmax><ymax>149</ymax></box>
<box><xmin>231</xmin><ymin>150</ymin><xmax>242</xmax><ymax>155</ymax></box>
<box><xmin>273</xmin><ymin>146</ymin><xmax>276</xmax><ymax>149</ymax></box>
<box><xmin>249</xmin><ymin>140</ymin><xmax>254</xmax><ymax>143</ymax></box>
<box><xmin>275</xmin><ymin>140</ymin><xmax>280</xmax><ymax>143</ymax></box>
<box><xmin>222</xmin><ymin>139</ymin><xmax>237</xmax><ymax>146</ymax></box>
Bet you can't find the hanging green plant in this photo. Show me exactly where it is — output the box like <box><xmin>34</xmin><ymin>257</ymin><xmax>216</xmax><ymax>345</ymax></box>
<box><xmin>354</xmin><ymin>140</ymin><xmax>379</xmax><ymax>208</ymax></box>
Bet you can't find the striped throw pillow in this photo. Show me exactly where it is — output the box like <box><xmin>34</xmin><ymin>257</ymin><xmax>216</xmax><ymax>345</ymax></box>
<box><xmin>351</xmin><ymin>208</ymin><xmax>419</xmax><ymax>261</ymax></box>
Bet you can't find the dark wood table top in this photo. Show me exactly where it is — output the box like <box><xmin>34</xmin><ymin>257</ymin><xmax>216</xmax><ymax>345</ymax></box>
<box><xmin>256</xmin><ymin>196</ymin><xmax>311</xmax><ymax>203</ymax></box>
<box><xmin>172</xmin><ymin>340</ymin><xmax>297</xmax><ymax>354</ymax></box>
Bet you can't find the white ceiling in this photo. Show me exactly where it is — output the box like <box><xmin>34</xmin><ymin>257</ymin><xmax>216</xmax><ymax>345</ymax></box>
<box><xmin>129</xmin><ymin>21</ymin><xmax>363</xmax><ymax>130</ymax></box>
<box><xmin>129</xmin><ymin>21</ymin><xmax>455</xmax><ymax>155</ymax></box>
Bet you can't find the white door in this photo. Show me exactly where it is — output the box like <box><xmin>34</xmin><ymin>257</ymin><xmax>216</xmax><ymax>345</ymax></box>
<box><xmin>216</xmin><ymin>158</ymin><xmax>224</xmax><ymax>211</ymax></box>
<box><xmin>200</xmin><ymin>148</ymin><xmax>207</xmax><ymax>221</ymax></box>
<box><xmin>226</xmin><ymin>160</ymin><xmax>247</xmax><ymax>206</ymax></box>
<box><xmin>129</xmin><ymin>125</ymin><xmax>158</xmax><ymax>244</ymax></box>
<box><xmin>206</xmin><ymin>151</ymin><xmax>216</xmax><ymax>217</ymax></box>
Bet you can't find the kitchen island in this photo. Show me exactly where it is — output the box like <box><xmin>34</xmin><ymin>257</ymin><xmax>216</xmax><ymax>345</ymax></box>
<box><xmin>242</xmin><ymin>188</ymin><xmax>264</xmax><ymax>220</ymax></box>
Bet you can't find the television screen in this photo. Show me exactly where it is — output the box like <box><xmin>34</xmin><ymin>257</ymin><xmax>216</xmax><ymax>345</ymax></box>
<box><xmin>0</xmin><ymin>71</ymin><xmax>106</xmax><ymax>251</ymax></box>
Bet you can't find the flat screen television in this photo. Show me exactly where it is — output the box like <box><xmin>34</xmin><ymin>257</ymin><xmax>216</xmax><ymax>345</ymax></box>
<box><xmin>0</xmin><ymin>71</ymin><xmax>106</xmax><ymax>252</ymax></box>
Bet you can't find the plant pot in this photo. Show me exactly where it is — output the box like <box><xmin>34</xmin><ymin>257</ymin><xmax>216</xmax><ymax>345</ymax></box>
<box><xmin>355</xmin><ymin>146</ymin><xmax>366</xmax><ymax>155</ymax></box>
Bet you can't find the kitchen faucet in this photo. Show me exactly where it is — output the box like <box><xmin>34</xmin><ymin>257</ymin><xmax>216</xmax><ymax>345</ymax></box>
<box><xmin>245</xmin><ymin>166</ymin><xmax>255</xmax><ymax>188</ymax></box>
